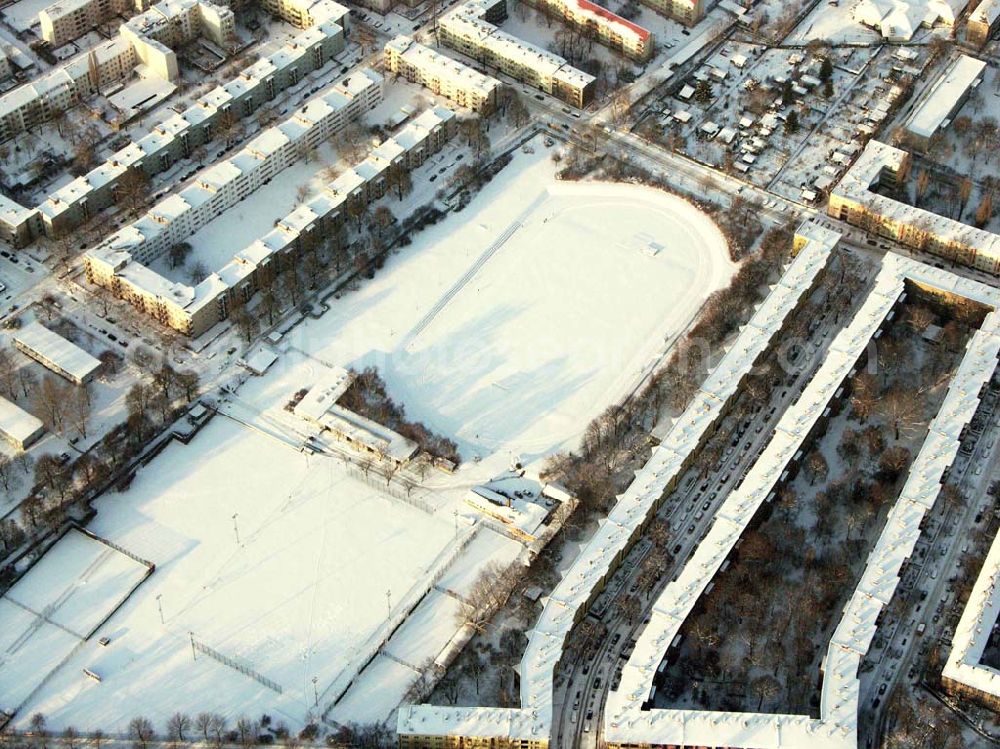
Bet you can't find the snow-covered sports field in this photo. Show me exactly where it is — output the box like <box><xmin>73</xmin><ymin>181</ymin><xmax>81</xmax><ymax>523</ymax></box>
<box><xmin>0</xmin><ymin>528</ymin><xmax>150</xmax><ymax>714</ymax></box>
<box><xmin>243</xmin><ymin>143</ymin><xmax>736</xmax><ymax>472</ymax></box>
<box><xmin>12</xmin><ymin>141</ymin><xmax>733</xmax><ymax>731</ymax></box>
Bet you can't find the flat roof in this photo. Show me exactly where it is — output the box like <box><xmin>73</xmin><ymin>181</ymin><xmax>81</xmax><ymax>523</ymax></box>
<box><xmin>0</xmin><ymin>395</ymin><xmax>44</xmax><ymax>445</ymax></box>
<box><xmin>906</xmin><ymin>54</ymin><xmax>985</xmax><ymax>139</ymax></box>
<box><xmin>14</xmin><ymin>321</ymin><xmax>101</xmax><ymax>382</ymax></box>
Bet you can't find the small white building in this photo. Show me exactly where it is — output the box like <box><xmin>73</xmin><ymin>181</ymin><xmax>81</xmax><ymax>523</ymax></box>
<box><xmin>0</xmin><ymin>396</ymin><xmax>44</xmax><ymax>450</ymax></box>
<box><xmin>13</xmin><ymin>321</ymin><xmax>100</xmax><ymax>385</ymax></box>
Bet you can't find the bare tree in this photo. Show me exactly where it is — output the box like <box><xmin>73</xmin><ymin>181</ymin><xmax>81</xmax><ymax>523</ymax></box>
<box><xmin>128</xmin><ymin>716</ymin><xmax>155</xmax><ymax>749</ymax></box>
<box><xmin>166</xmin><ymin>712</ymin><xmax>191</xmax><ymax>744</ymax></box>
<box><xmin>66</xmin><ymin>385</ymin><xmax>93</xmax><ymax>439</ymax></box>
<box><xmin>33</xmin><ymin>376</ymin><xmax>69</xmax><ymax>434</ymax></box>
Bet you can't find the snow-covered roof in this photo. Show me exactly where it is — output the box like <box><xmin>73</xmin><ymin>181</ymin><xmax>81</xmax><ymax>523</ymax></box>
<box><xmin>832</xmin><ymin>140</ymin><xmax>1000</xmax><ymax>267</ymax></box>
<box><xmin>905</xmin><ymin>54</ymin><xmax>985</xmax><ymax>140</ymax></box>
<box><xmin>398</xmin><ymin>223</ymin><xmax>839</xmax><ymax>744</ymax></box>
<box><xmin>294</xmin><ymin>368</ymin><xmax>354</xmax><ymax>422</ymax></box>
<box><xmin>607</xmin><ymin>253</ymin><xmax>1000</xmax><ymax>749</ymax></box>
<box><xmin>440</xmin><ymin>0</ymin><xmax>595</xmax><ymax>91</ymax></box>
<box><xmin>0</xmin><ymin>395</ymin><xmax>44</xmax><ymax>447</ymax></box>
<box><xmin>385</xmin><ymin>35</ymin><xmax>500</xmax><ymax>101</ymax></box>
<box><xmin>854</xmin><ymin>0</ymin><xmax>964</xmax><ymax>39</ymax></box>
<box><xmin>971</xmin><ymin>0</ymin><xmax>1000</xmax><ymax>27</ymax></box>
<box><xmin>13</xmin><ymin>321</ymin><xmax>100</xmax><ymax>383</ymax></box>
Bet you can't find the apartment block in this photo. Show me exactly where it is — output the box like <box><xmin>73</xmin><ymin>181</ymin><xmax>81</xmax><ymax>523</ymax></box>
<box><xmin>0</xmin><ymin>48</ymin><xmax>11</xmax><ymax>81</ymax></box>
<box><xmin>384</xmin><ymin>35</ymin><xmax>500</xmax><ymax>113</ymax></box>
<box><xmin>259</xmin><ymin>0</ymin><xmax>349</xmax><ymax>28</ymax></box>
<box><xmin>0</xmin><ymin>36</ymin><xmax>137</xmax><ymax>143</ymax></box>
<box><xmin>639</xmin><ymin>0</ymin><xmax>702</xmax><ymax>25</ymax></box>
<box><xmin>522</xmin><ymin>0</ymin><xmax>653</xmax><ymax>61</ymax></box>
<box><xmin>828</xmin><ymin>140</ymin><xmax>1000</xmax><ymax>274</ymax></box>
<box><xmin>120</xmin><ymin>0</ymin><xmax>236</xmax><ymax>81</ymax></box>
<box><xmin>40</xmin><ymin>0</ymin><xmax>147</xmax><ymax>48</ymax></box>
<box><xmin>85</xmin><ymin>104</ymin><xmax>454</xmax><ymax>338</ymax></box>
<box><xmin>35</xmin><ymin>13</ymin><xmax>346</xmax><ymax>238</ymax></box>
<box><xmin>968</xmin><ymin>0</ymin><xmax>1000</xmax><ymax>45</ymax></box>
<box><xmin>439</xmin><ymin>0</ymin><xmax>595</xmax><ymax>108</ymax></box>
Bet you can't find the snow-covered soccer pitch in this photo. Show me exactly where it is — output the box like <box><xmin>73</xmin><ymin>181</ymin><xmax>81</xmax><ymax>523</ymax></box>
<box><xmin>0</xmin><ymin>528</ymin><xmax>152</xmax><ymax>716</ymax></box>
<box><xmin>13</xmin><ymin>141</ymin><xmax>734</xmax><ymax>731</ymax></box>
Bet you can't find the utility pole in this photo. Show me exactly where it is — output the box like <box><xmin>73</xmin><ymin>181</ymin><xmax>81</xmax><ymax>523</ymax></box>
<box><xmin>385</xmin><ymin>589</ymin><xmax>392</xmax><ymax>629</ymax></box>
<box><xmin>232</xmin><ymin>512</ymin><xmax>240</xmax><ymax>545</ymax></box>
<box><xmin>156</xmin><ymin>593</ymin><xmax>164</xmax><ymax>625</ymax></box>
<box><xmin>313</xmin><ymin>676</ymin><xmax>319</xmax><ymax>707</ymax></box>
<box><xmin>190</xmin><ymin>632</ymin><xmax>197</xmax><ymax>661</ymax></box>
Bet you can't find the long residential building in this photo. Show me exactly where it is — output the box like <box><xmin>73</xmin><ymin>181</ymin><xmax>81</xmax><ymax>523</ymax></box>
<box><xmin>438</xmin><ymin>0</ymin><xmax>595</xmax><ymax>108</ymax></box>
<box><xmin>384</xmin><ymin>35</ymin><xmax>500</xmax><ymax>113</ymax></box>
<box><xmin>0</xmin><ymin>0</ymin><xmax>237</xmax><ymax>145</ymax></box>
<box><xmin>0</xmin><ymin>36</ymin><xmax>138</xmax><ymax>143</ymax></box>
<box><xmin>943</xmin><ymin>519</ymin><xmax>1000</xmax><ymax>710</ymax></box>
<box><xmin>904</xmin><ymin>53</ymin><xmax>984</xmax><ymax>149</ymax></box>
<box><xmin>0</xmin><ymin>1</ymin><xmax>349</xmax><ymax>245</ymax></box>
<box><xmin>85</xmin><ymin>104</ymin><xmax>457</xmax><ymax>338</ymax></box>
<box><xmin>523</xmin><ymin>0</ymin><xmax>654</xmax><ymax>60</ymax></box>
<box><xmin>86</xmin><ymin>67</ymin><xmax>382</xmax><ymax>269</ymax></box>
<box><xmin>40</xmin><ymin>0</ymin><xmax>148</xmax><ymax>47</ymax></box>
<box><xmin>829</xmin><ymin>139</ymin><xmax>1000</xmax><ymax>274</ymax></box>
<box><xmin>605</xmin><ymin>254</ymin><xmax>1000</xmax><ymax>749</ymax></box>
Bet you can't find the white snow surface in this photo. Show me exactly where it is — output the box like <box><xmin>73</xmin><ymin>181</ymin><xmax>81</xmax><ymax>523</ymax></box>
<box><xmin>0</xmin><ymin>529</ymin><xmax>150</xmax><ymax>714</ymax></box>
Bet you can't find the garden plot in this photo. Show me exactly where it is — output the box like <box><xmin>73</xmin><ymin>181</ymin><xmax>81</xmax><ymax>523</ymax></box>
<box><xmin>16</xmin><ymin>420</ymin><xmax>457</xmax><ymax>731</ymax></box>
<box><xmin>647</xmin><ymin>45</ymin><xmax>856</xmax><ymax>189</ymax></box>
<box><xmin>767</xmin><ymin>45</ymin><xmax>914</xmax><ymax>202</ymax></box>
<box><xmin>0</xmin><ymin>528</ymin><xmax>150</xmax><ymax>714</ymax></box>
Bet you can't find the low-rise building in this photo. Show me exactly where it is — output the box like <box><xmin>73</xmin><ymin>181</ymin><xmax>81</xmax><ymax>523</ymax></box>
<box><xmin>523</xmin><ymin>0</ymin><xmax>653</xmax><ymax>60</ymax></box>
<box><xmin>828</xmin><ymin>140</ymin><xmax>1000</xmax><ymax>274</ymax></box>
<box><xmin>0</xmin><ymin>396</ymin><xmax>45</xmax><ymax>450</ymax></box>
<box><xmin>384</xmin><ymin>35</ymin><xmax>500</xmax><ymax>113</ymax></box>
<box><xmin>85</xmin><ymin>103</ymin><xmax>457</xmax><ymax>338</ymax></box>
<box><xmin>439</xmin><ymin>0</ymin><xmax>595</xmax><ymax>108</ymax></box>
<box><xmin>904</xmin><ymin>53</ymin><xmax>984</xmax><ymax>149</ymax></box>
<box><xmin>968</xmin><ymin>0</ymin><xmax>1000</xmax><ymax>44</ymax></box>
<box><xmin>13</xmin><ymin>321</ymin><xmax>101</xmax><ymax>385</ymax></box>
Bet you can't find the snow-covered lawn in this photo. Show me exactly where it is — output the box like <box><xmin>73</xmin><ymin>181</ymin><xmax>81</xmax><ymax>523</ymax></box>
<box><xmin>0</xmin><ymin>528</ymin><xmax>150</xmax><ymax>714</ymax></box>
